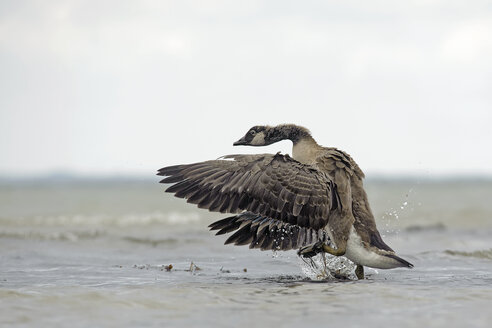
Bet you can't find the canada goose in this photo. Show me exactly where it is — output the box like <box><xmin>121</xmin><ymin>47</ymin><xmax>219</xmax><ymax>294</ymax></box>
<box><xmin>157</xmin><ymin>124</ymin><xmax>413</xmax><ymax>279</ymax></box>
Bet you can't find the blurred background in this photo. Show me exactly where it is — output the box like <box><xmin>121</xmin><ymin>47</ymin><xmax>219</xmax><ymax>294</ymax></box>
<box><xmin>1</xmin><ymin>1</ymin><xmax>491</xmax><ymax>327</ymax></box>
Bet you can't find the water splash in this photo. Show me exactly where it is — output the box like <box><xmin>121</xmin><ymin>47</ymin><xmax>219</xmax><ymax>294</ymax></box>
<box><xmin>299</xmin><ymin>253</ymin><xmax>357</xmax><ymax>280</ymax></box>
<box><xmin>381</xmin><ymin>188</ymin><xmax>415</xmax><ymax>236</ymax></box>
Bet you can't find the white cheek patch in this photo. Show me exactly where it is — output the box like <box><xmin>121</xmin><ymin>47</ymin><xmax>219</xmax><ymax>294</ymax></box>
<box><xmin>251</xmin><ymin>132</ymin><xmax>265</xmax><ymax>145</ymax></box>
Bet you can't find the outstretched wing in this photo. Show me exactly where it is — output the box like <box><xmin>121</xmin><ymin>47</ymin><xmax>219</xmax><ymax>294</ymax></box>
<box><xmin>157</xmin><ymin>153</ymin><xmax>340</xmax><ymax>230</ymax></box>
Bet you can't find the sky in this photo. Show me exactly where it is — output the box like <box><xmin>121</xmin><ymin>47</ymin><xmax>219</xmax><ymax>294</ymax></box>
<box><xmin>0</xmin><ymin>0</ymin><xmax>491</xmax><ymax>177</ymax></box>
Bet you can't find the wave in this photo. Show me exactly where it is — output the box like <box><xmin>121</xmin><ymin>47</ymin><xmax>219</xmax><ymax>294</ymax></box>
<box><xmin>0</xmin><ymin>230</ymin><xmax>105</xmax><ymax>241</ymax></box>
<box><xmin>405</xmin><ymin>222</ymin><xmax>446</xmax><ymax>232</ymax></box>
<box><xmin>122</xmin><ymin>236</ymin><xmax>180</xmax><ymax>246</ymax></box>
<box><xmin>0</xmin><ymin>230</ymin><xmax>206</xmax><ymax>243</ymax></box>
<box><xmin>0</xmin><ymin>211</ymin><xmax>202</xmax><ymax>228</ymax></box>
<box><xmin>444</xmin><ymin>249</ymin><xmax>492</xmax><ymax>260</ymax></box>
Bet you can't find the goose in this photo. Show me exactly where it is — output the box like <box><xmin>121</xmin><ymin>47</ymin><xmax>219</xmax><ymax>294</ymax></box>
<box><xmin>157</xmin><ymin>124</ymin><xmax>413</xmax><ymax>279</ymax></box>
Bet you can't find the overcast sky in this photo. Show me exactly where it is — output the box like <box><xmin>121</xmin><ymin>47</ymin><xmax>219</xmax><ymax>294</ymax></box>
<box><xmin>1</xmin><ymin>0</ymin><xmax>491</xmax><ymax>177</ymax></box>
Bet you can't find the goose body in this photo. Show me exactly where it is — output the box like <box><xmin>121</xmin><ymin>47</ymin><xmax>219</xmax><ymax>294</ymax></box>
<box><xmin>158</xmin><ymin>124</ymin><xmax>413</xmax><ymax>276</ymax></box>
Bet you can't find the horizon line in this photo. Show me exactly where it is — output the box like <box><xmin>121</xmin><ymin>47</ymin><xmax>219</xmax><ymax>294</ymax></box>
<box><xmin>1</xmin><ymin>171</ymin><xmax>492</xmax><ymax>184</ymax></box>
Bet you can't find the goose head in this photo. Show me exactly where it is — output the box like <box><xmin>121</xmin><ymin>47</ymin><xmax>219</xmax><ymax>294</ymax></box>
<box><xmin>233</xmin><ymin>124</ymin><xmax>312</xmax><ymax>147</ymax></box>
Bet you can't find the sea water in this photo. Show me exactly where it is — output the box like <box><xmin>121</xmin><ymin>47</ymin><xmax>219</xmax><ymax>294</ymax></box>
<box><xmin>1</xmin><ymin>178</ymin><xmax>491</xmax><ymax>327</ymax></box>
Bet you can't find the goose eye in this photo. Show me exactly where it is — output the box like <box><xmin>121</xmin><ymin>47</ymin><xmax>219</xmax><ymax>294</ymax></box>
<box><xmin>249</xmin><ymin>130</ymin><xmax>256</xmax><ymax>136</ymax></box>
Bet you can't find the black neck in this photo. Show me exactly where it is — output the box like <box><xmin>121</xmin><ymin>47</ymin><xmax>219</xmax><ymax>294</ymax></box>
<box><xmin>267</xmin><ymin>125</ymin><xmax>312</xmax><ymax>145</ymax></box>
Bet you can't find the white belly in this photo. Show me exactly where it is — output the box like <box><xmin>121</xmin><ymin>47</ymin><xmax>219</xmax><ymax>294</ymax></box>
<box><xmin>344</xmin><ymin>226</ymin><xmax>400</xmax><ymax>269</ymax></box>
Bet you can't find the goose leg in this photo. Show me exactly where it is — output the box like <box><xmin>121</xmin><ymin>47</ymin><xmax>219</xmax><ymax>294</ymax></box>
<box><xmin>355</xmin><ymin>265</ymin><xmax>364</xmax><ymax>280</ymax></box>
<box><xmin>297</xmin><ymin>241</ymin><xmax>346</xmax><ymax>257</ymax></box>
<box><xmin>297</xmin><ymin>241</ymin><xmax>325</xmax><ymax>258</ymax></box>
<box><xmin>322</xmin><ymin>244</ymin><xmax>346</xmax><ymax>256</ymax></box>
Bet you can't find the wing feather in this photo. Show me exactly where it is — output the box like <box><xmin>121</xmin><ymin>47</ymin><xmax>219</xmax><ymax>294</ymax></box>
<box><xmin>158</xmin><ymin>153</ymin><xmax>339</xmax><ymax>230</ymax></box>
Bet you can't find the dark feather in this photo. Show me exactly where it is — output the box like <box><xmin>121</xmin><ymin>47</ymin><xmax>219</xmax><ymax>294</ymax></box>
<box><xmin>370</xmin><ymin>231</ymin><xmax>394</xmax><ymax>252</ymax></box>
<box><xmin>208</xmin><ymin>216</ymin><xmax>237</xmax><ymax>231</ymax></box>
<box><xmin>209</xmin><ymin>212</ymin><xmax>331</xmax><ymax>251</ymax></box>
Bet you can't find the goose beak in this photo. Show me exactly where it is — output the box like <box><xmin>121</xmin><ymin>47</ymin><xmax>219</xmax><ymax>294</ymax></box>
<box><xmin>233</xmin><ymin>137</ymin><xmax>248</xmax><ymax>146</ymax></box>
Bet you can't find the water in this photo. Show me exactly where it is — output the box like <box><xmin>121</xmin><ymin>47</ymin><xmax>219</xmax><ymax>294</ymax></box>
<box><xmin>1</xmin><ymin>178</ymin><xmax>492</xmax><ymax>327</ymax></box>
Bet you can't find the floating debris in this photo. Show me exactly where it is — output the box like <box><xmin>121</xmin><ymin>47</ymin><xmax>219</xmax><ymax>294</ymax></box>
<box><xmin>132</xmin><ymin>264</ymin><xmax>150</xmax><ymax>270</ymax></box>
<box><xmin>243</xmin><ymin>268</ymin><xmax>247</xmax><ymax>272</ymax></box>
<box><xmin>184</xmin><ymin>261</ymin><xmax>201</xmax><ymax>273</ymax></box>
